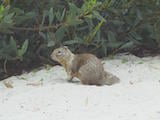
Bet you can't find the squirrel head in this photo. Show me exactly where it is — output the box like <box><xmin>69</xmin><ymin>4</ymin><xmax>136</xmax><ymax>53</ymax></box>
<box><xmin>50</xmin><ymin>46</ymin><xmax>73</xmax><ymax>63</ymax></box>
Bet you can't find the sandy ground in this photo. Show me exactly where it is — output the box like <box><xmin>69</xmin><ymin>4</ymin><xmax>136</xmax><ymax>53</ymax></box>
<box><xmin>0</xmin><ymin>54</ymin><xmax>160</xmax><ymax>120</ymax></box>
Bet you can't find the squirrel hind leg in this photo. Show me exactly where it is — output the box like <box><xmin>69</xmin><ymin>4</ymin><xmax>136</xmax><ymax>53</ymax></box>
<box><xmin>66</xmin><ymin>73</ymin><xmax>73</xmax><ymax>82</ymax></box>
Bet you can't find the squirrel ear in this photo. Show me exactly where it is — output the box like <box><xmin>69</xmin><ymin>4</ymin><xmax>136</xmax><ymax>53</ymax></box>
<box><xmin>63</xmin><ymin>46</ymin><xmax>68</xmax><ymax>50</ymax></box>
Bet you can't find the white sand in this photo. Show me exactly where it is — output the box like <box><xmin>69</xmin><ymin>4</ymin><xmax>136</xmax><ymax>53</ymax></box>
<box><xmin>0</xmin><ymin>54</ymin><xmax>160</xmax><ymax>120</ymax></box>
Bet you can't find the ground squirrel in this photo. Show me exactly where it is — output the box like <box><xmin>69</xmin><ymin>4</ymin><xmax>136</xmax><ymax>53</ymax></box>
<box><xmin>50</xmin><ymin>46</ymin><xmax>120</xmax><ymax>86</ymax></box>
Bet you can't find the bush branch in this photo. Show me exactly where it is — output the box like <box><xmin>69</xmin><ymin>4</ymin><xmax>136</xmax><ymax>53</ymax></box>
<box><xmin>10</xmin><ymin>24</ymin><xmax>62</xmax><ymax>32</ymax></box>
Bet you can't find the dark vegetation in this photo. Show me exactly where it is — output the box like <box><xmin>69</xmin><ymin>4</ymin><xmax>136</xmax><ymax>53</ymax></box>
<box><xmin>0</xmin><ymin>0</ymin><xmax>160</xmax><ymax>80</ymax></box>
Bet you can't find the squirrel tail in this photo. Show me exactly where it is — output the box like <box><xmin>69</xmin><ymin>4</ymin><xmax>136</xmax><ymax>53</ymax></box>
<box><xmin>103</xmin><ymin>71</ymin><xmax>120</xmax><ymax>85</ymax></box>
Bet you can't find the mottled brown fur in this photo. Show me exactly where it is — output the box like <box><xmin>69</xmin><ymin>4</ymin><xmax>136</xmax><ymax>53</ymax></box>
<box><xmin>50</xmin><ymin>46</ymin><xmax>120</xmax><ymax>86</ymax></box>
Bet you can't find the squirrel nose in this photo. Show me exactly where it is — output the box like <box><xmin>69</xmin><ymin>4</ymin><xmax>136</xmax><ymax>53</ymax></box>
<box><xmin>50</xmin><ymin>53</ymin><xmax>57</xmax><ymax>61</ymax></box>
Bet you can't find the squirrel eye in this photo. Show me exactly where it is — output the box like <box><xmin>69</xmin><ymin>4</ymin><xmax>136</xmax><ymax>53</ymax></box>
<box><xmin>57</xmin><ymin>50</ymin><xmax>62</xmax><ymax>56</ymax></box>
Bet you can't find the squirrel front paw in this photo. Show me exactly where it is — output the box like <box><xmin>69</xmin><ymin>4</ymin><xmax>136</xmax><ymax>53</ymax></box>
<box><xmin>66</xmin><ymin>76</ymin><xmax>73</xmax><ymax>82</ymax></box>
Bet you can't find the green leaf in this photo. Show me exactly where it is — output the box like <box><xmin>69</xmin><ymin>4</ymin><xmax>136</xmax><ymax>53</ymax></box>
<box><xmin>130</xmin><ymin>31</ymin><xmax>143</xmax><ymax>41</ymax></box>
<box><xmin>68</xmin><ymin>3</ymin><xmax>80</xmax><ymax>16</ymax></box>
<box><xmin>14</xmin><ymin>12</ymin><xmax>35</xmax><ymax>25</ymax></box>
<box><xmin>107</xmin><ymin>31</ymin><xmax>116</xmax><ymax>42</ymax></box>
<box><xmin>136</xmin><ymin>9</ymin><xmax>143</xmax><ymax>21</ymax></box>
<box><xmin>55</xmin><ymin>26</ymin><xmax>65</xmax><ymax>41</ymax></box>
<box><xmin>39</xmin><ymin>31</ymin><xmax>46</xmax><ymax>40</ymax></box>
<box><xmin>106</xmin><ymin>41</ymin><xmax>123</xmax><ymax>48</ymax></box>
<box><xmin>55</xmin><ymin>11</ymin><xmax>61</xmax><ymax>21</ymax></box>
<box><xmin>17</xmin><ymin>39</ymin><xmax>29</xmax><ymax>60</ymax></box>
<box><xmin>3</xmin><ymin>13</ymin><xmax>14</xmax><ymax>23</ymax></box>
<box><xmin>21</xmin><ymin>39</ymin><xmax>29</xmax><ymax>54</ymax></box>
<box><xmin>47</xmin><ymin>32</ymin><xmax>55</xmax><ymax>47</ymax></box>
<box><xmin>81</xmin><ymin>0</ymin><xmax>96</xmax><ymax>12</ymax></box>
<box><xmin>0</xmin><ymin>5</ymin><xmax>4</xmax><ymax>14</ymax></box>
<box><xmin>93</xmin><ymin>11</ymin><xmax>106</xmax><ymax>22</ymax></box>
<box><xmin>133</xmin><ymin>9</ymin><xmax>143</xmax><ymax>28</ymax></box>
<box><xmin>0</xmin><ymin>5</ymin><xmax>4</xmax><ymax>21</ymax></box>
<box><xmin>9</xmin><ymin>36</ymin><xmax>17</xmax><ymax>53</ymax></box>
<box><xmin>119</xmin><ymin>41</ymin><xmax>135</xmax><ymax>50</ymax></box>
<box><xmin>49</xmin><ymin>8</ymin><xmax>54</xmax><ymax>25</ymax></box>
<box><xmin>25</xmin><ymin>11</ymin><xmax>35</xmax><ymax>18</ymax></box>
<box><xmin>40</xmin><ymin>10</ymin><xmax>48</xmax><ymax>28</ymax></box>
<box><xmin>63</xmin><ymin>40</ymin><xmax>82</xmax><ymax>45</ymax></box>
<box><xmin>66</xmin><ymin>15</ymin><xmax>83</xmax><ymax>26</ymax></box>
<box><xmin>60</xmin><ymin>8</ymin><xmax>66</xmax><ymax>21</ymax></box>
<box><xmin>12</xmin><ymin>8</ymin><xmax>24</xmax><ymax>15</ymax></box>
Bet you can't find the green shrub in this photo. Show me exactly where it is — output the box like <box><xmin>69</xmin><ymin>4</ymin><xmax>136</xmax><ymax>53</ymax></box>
<box><xmin>0</xmin><ymin>0</ymin><xmax>160</xmax><ymax>77</ymax></box>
